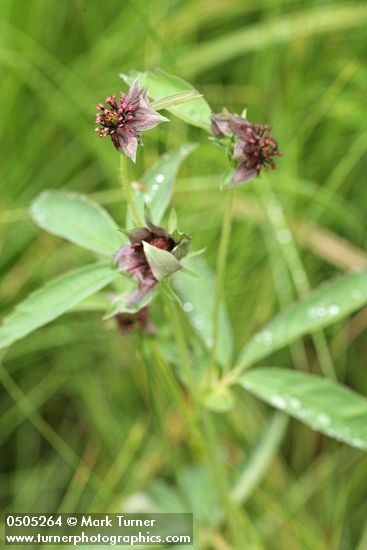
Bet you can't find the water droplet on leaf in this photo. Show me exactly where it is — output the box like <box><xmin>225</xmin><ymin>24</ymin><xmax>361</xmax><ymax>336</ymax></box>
<box><xmin>328</xmin><ymin>304</ymin><xmax>340</xmax><ymax>316</ymax></box>
<box><xmin>271</xmin><ymin>395</ymin><xmax>287</xmax><ymax>409</ymax></box>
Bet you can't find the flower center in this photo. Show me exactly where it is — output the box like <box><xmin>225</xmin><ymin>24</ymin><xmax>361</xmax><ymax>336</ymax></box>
<box><xmin>95</xmin><ymin>94</ymin><xmax>136</xmax><ymax>138</ymax></box>
<box><xmin>104</xmin><ymin>111</ymin><xmax>120</xmax><ymax>126</ymax></box>
<box><xmin>243</xmin><ymin>124</ymin><xmax>280</xmax><ymax>172</ymax></box>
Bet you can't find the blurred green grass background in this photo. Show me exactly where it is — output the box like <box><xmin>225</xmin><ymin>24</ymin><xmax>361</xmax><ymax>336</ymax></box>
<box><xmin>1</xmin><ymin>0</ymin><xmax>367</xmax><ymax>548</ymax></box>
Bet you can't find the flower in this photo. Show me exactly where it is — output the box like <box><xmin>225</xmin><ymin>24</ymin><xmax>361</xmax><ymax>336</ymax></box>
<box><xmin>231</xmin><ymin>120</ymin><xmax>281</xmax><ymax>184</ymax></box>
<box><xmin>211</xmin><ymin>112</ymin><xmax>282</xmax><ymax>185</ymax></box>
<box><xmin>114</xmin><ymin>217</ymin><xmax>190</xmax><ymax>308</ymax></box>
<box><xmin>95</xmin><ymin>79</ymin><xmax>168</xmax><ymax>162</ymax></box>
<box><xmin>211</xmin><ymin>112</ymin><xmax>242</xmax><ymax>138</ymax></box>
<box><xmin>211</xmin><ymin>112</ymin><xmax>233</xmax><ymax>137</ymax></box>
<box><xmin>115</xmin><ymin>306</ymin><xmax>155</xmax><ymax>335</ymax></box>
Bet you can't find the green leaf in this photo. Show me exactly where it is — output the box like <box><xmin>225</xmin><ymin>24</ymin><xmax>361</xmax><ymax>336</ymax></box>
<box><xmin>167</xmin><ymin>208</ymin><xmax>178</xmax><ymax>234</ymax></box>
<box><xmin>240</xmin><ymin>107</ymin><xmax>248</xmax><ymax>119</ymax></box>
<box><xmin>31</xmin><ymin>190</ymin><xmax>124</xmax><ymax>256</ymax></box>
<box><xmin>124</xmin><ymin>480</ymin><xmax>186</xmax><ymax>514</ymax></box>
<box><xmin>178</xmin><ymin>466</ymin><xmax>222</xmax><ymax>526</ymax></box>
<box><xmin>236</xmin><ymin>269</ymin><xmax>367</xmax><ymax>370</ymax></box>
<box><xmin>120</xmin><ymin>69</ymin><xmax>212</xmax><ymax>131</ymax></box>
<box><xmin>203</xmin><ymin>383</ymin><xmax>235</xmax><ymax>412</ymax></box>
<box><xmin>232</xmin><ymin>413</ymin><xmax>288</xmax><ymax>503</ymax></box>
<box><xmin>128</xmin><ymin>145</ymin><xmax>197</xmax><ymax>227</ymax></box>
<box><xmin>172</xmin><ymin>257</ymin><xmax>233</xmax><ymax>369</ymax></box>
<box><xmin>172</xmin><ymin>238</ymin><xmax>191</xmax><ymax>261</ymax></box>
<box><xmin>143</xmin><ymin>242</ymin><xmax>181</xmax><ymax>281</ymax></box>
<box><xmin>239</xmin><ymin>368</ymin><xmax>367</xmax><ymax>451</ymax></box>
<box><xmin>0</xmin><ymin>263</ymin><xmax>118</xmax><ymax>349</ymax></box>
<box><xmin>71</xmin><ymin>293</ymin><xmax>111</xmax><ymax>312</ymax></box>
<box><xmin>150</xmin><ymin>90</ymin><xmax>203</xmax><ymax>111</ymax></box>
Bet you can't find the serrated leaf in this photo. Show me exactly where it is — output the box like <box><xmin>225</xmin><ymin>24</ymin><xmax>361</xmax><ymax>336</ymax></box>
<box><xmin>239</xmin><ymin>368</ymin><xmax>367</xmax><ymax>451</ymax></box>
<box><xmin>0</xmin><ymin>263</ymin><xmax>118</xmax><ymax>349</ymax></box>
<box><xmin>120</xmin><ymin>69</ymin><xmax>211</xmax><ymax>131</ymax></box>
<box><xmin>143</xmin><ymin>242</ymin><xmax>181</xmax><ymax>281</ymax></box>
<box><xmin>172</xmin><ymin>256</ymin><xmax>233</xmax><ymax>369</ymax></box>
<box><xmin>128</xmin><ymin>145</ymin><xmax>197</xmax><ymax>228</ymax></box>
<box><xmin>236</xmin><ymin>269</ymin><xmax>367</xmax><ymax>370</ymax></box>
<box><xmin>31</xmin><ymin>190</ymin><xmax>124</xmax><ymax>256</ymax></box>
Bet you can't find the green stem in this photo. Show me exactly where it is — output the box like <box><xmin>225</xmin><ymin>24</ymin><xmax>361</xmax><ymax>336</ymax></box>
<box><xmin>209</xmin><ymin>187</ymin><xmax>235</xmax><ymax>379</ymax></box>
<box><xmin>119</xmin><ymin>154</ymin><xmax>143</xmax><ymax>227</ymax></box>
<box><xmin>160</xmin><ymin>297</ymin><xmax>258</xmax><ymax>547</ymax></box>
<box><xmin>201</xmin><ymin>412</ymin><xmax>257</xmax><ymax>549</ymax></box>
<box><xmin>164</xmin><ymin>294</ymin><xmax>195</xmax><ymax>399</ymax></box>
<box><xmin>150</xmin><ymin>343</ymin><xmax>204</xmax><ymax>453</ymax></box>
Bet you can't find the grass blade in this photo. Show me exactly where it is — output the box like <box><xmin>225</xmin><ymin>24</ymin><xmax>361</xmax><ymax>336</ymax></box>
<box><xmin>232</xmin><ymin>412</ymin><xmax>288</xmax><ymax>503</ymax></box>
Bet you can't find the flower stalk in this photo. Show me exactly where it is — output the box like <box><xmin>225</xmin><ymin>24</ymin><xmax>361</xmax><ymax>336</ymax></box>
<box><xmin>119</xmin><ymin>154</ymin><xmax>143</xmax><ymax>227</ymax></box>
<box><xmin>209</xmin><ymin>187</ymin><xmax>235</xmax><ymax>380</ymax></box>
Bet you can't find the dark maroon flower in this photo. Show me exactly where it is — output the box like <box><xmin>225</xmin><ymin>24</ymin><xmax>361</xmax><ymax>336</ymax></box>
<box><xmin>95</xmin><ymin>79</ymin><xmax>168</xmax><ymax>162</ymax></box>
<box><xmin>211</xmin><ymin>112</ymin><xmax>242</xmax><ymax>138</ymax></box>
<box><xmin>211</xmin><ymin>112</ymin><xmax>282</xmax><ymax>185</ymax></box>
<box><xmin>231</xmin><ymin>121</ymin><xmax>281</xmax><ymax>184</ymax></box>
<box><xmin>115</xmin><ymin>306</ymin><xmax>155</xmax><ymax>335</ymax></box>
<box><xmin>211</xmin><ymin>112</ymin><xmax>232</xmax><ymax>137</ymax></box>
<box><xmin>114</xmin><ymin>218</ymin><xmax>189</xmax><ymax>308</ymax></box>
